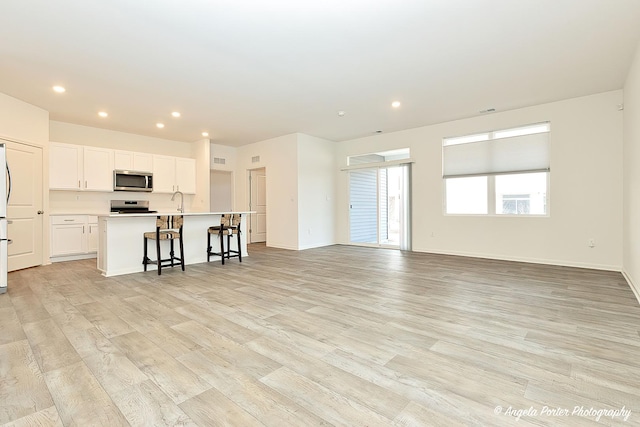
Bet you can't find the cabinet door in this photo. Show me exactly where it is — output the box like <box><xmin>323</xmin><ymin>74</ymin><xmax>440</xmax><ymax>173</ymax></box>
<box><xmin>83</xmin><ymin>147</ymin><xmax>114</xmax><ymax>191</ymax></box>
<box><xmin>51</xmin><ymin>224</ymin><xmax>85</xmax><ymax>256</ymax></box>
<box><xmin>133</xmin><ymin>152</ymin><xmax>153</xmax><ymax>172</ymax></box>
<box><xmin>114</xmin><ymin>150</ymin><xmax>133</xmax><ymax>170</ymax></box>
<box><xmin>87</xmin><ymin>223</ymin><xmax>99</xmax><ymax>253</ymax></box>
<box><xmin>175</xmin><ymin>157</ymin><xmax>196</xmax><ymax>194</ymax></box>
<box><xmin>152</xmin><ymin>155</ymin><xmax>176</xmax><ymax>193</ymax></box>
<box><xmin>49</xmin><ymin>142</ymin><xmax>82</xmax><ymax>190</ymax></box>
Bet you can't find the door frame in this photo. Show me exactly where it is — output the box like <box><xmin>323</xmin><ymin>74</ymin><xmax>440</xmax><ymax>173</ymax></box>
<box><xmin>247</xmin><ymin>167</ymin><xmax>267</xmax><ymax>244</ymax></box>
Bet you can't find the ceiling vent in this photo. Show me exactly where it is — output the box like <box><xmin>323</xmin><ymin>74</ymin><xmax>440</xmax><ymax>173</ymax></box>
<box><xmin>213</xmin><ymin>157</ymin><xmax>226</xmax><ymax>165</ymax></box>
<box><xmin>252</xmin><ymin>155</ymin><xmax>261</xmax><ymax>163</ymax></box>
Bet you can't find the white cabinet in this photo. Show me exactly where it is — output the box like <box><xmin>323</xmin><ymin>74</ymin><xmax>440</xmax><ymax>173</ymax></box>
<box><xmin>49</xmin><ymin>143</ymin><xmax>82</xmax><ymax>190</ymax></box>
<box><xmin>114</xmin><ymin>150</ymin><xmax>153</xmax><ymax>172</ymax></box>
<box><xmin>176</xmin><ymin>157</ymin><xmax>196</xmax><ymax>194</ymax></box>
<box><xmin>83</xmin><ymin>147</ymin><xmax>113</xmax><ymax>191</ymax></box>
<box><xmin>153</xmin><ymin>155</ymin><xmax>196</xmax><ymax>194</ymax></box>
<box><xmin>50</xmin><ymin>215</ymin><xmax>99</xmax><ymax>261</ymax></box>
<box><xmin>50</xmin><ymin>142</ymin><xmax>113</xmax><ymax>191</ymax></box>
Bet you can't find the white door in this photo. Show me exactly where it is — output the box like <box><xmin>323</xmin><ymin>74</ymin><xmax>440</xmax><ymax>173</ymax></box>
<box><xmin>83</xmin><ymin>146</ymin><xmax>113</xmax><ymax>191</ymax></box>
<box><xmin>210</xmin><ymin>170</ymin><xmax>233</xmax><ymax>212</ymax></box>
<box><xmin>5</xmin><ymin>140</ymin><xmax>44</xmax><ymax>271</ymax></box>
<box><xmin>249</xmin><ymin>168</ymin><xmax>266</xmax><ymax>243</ymax></box>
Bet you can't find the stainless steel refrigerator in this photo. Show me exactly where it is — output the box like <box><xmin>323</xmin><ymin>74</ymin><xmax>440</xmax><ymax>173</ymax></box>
<box><xmin>0</xmin><ymin>143</ymin><xmax>9</xmax><ymax>293</ymax></box>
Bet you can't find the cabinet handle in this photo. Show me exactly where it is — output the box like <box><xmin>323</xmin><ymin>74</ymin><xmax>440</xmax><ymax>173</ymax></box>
<box><xmin>83</xmin><ymin>225</ymin><xmax>85</xmax><ymax>233</ymax></box>
<box><xmin>78</xmin><ymin>180</ymin><xmax>81</xmax><ymax>188</ymax></box>
<box><xmin>64</xmin><ymin>219</ymin><xmax>74</xmax><ymax>222</ymax></box>
<box><xmin>85</xmin><ymin>180</ymin><xmax>87</xmax><ymax>188</ymax></box>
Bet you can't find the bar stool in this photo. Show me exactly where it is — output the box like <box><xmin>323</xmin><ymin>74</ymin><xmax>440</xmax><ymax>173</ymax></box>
<box><xmin>143</xmin><ymin>215</ymin><xmax>185</xmax><ymax>275</ymax></box>
<box><xmin>225</xmin><ymin>214</ymin><xmax>242</xmax><ymax>263</ymax></box>
<box><xmin>207</xmin><ymin>214</ymin><xmax>231</xmax><ymax>264</ymax></box>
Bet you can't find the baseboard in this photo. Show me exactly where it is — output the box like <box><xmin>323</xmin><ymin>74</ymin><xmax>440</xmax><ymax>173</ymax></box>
<box><xmin>622</xmin><ymin>270</ymin><xmax>640</xmax><ymax>305</ymax></box>
<box><xmin>50</xmin><ymin>253</ymin><xmax>97</xmax><ymax>263</ymax></box>
<box><xmin>411</xmin><ymin>247</ymin><xmax>621</xmax><ymax>272</ymax></box>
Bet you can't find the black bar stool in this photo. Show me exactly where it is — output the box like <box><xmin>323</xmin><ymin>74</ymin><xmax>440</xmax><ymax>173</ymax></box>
<box><xmin>207</xmin><ymin>214</ymin><xmax>242</xmax><ymax>264</ymax></box>
<box><xmin>142</xmin><ymin>215</ymin><xmax>185</xmax><ymax>275</ymax></box>
<box><xmin>225</xmin><ymin>214</ymin><xmax>242</xmax><ymax>263</ymax></box>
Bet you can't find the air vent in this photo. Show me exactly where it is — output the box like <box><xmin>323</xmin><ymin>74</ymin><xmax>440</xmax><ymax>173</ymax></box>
<box><xmin>213</xmin><ymin>157</ymin><xmax>226</xmax><ymax>165</ymax></box>
<box><xmin>252</xmin><ymin>155</ymin><xmax>261</xmax><ymax>163</ymax></box>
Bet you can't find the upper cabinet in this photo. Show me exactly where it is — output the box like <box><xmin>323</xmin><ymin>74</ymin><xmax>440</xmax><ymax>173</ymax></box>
<box><xmin>49</xmin><ymin>142</ymin><xmax>82</xmax><ymax>190</ymax></box>
<box><xmin>114</xmin><ymin>150</ymin><xmax>153</xmax><ymax>172</ymax></box>
<box><xmin>153</xmin><ymin>155</ymin><xmax>196</xmax><ymax>194</ymax></box>
<box><xmin>50</xmin><ymin>142</ymin><xmax>195</xmax><ymax>194</ymax></box>
<box><xmin>50</xmin><ymin>142</ymin><xmax>113</xmax><ymax>191</ymax></box>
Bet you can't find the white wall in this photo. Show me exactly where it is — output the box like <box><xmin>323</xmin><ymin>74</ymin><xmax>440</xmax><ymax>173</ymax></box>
<box><xmin>337</xmin><ymin>91</ymin><xmax>624</xmax><ymax>270</ymax></box>
<box><xmin>50</xmin><ymin>121</ymin><xmax>192</xmax><ymax>157</ymax></box>
<box><xmin>297</xmin><ymin>134</ymin><xmax>336</xmax><ymax>249</ymax></box>
<box><xmin>191</xmin><ymin>138</ymin><xmax>211</xmax><ymax>212</ymax></box>
<box><xmin>236</xmin><ymin>134</ymin><xmax>299</xmax><ymax>250</ymax></box>
<box><xmin>49</xmin><ymin>121</ymin><xmax>199</xmax><ymax>214</ymax></box>
<box><xmin>210</xmin><ymin>143</ymin><xmax>237</xmax><ymax>172</ymax></box>
<box><xmin>0</xmin><ymin>93</ymin><xmax>49</xmax><ymax>145</ymax></box>
<box><xmin>623</xmin><ymin>41</ymin><xmax>640</xmax><ymax>299</ymax></box>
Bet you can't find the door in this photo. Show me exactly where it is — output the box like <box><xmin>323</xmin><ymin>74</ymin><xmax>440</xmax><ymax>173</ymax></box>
<box><xmin>210</xmin><ymin>170</ymin><xmax>233</xmax><ymax>212</ymax></box>
<box><xmin>5</xmin><ymin>140</ymin><xmax>44</xmax><ymax>271</ymax></box>
<box><xmin>249</xmin><ymin>168</ymin><xmax>266</xmax><ymax>243</ymax></box>
<box><xmin>349</xmin><ymin>166</ymin><xmax>404</xmax><ymax>248</ymax></box>
<box><xmin>83</xmin><ymin>146</ymin><xmax>113</xmax><ymax>191</ymax></box>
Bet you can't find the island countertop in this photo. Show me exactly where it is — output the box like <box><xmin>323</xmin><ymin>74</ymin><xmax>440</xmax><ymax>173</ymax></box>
<box><xmin>97</xmin><ymin>211</ymin><xmax>252</xmax><ymax>277</ymax></box>
<box><xmin>99</xmin><ymin>211</ymin><xmax>253</xmax><ymax>218</ymax></box>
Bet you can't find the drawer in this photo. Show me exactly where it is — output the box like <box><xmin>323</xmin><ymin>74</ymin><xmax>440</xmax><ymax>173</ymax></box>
<box><xmin>51</xmin><ymin>215</ymin><xmax>86</xmax><ymax>225</ymax></box>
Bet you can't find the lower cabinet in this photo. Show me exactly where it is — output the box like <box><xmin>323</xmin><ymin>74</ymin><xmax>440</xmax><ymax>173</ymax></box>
<box><xmin>50</xmin><ymin>215</ymin><xmax>99</xmax><ymax>261</ymax></box>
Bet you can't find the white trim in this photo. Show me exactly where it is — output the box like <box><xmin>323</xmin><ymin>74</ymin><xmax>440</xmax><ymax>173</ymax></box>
<box><xmin>411</xmin><ymin>247</ymin><xmax>621</xmax><ymax>272</ymax></box>
<box><xmin>341</xmin><ymin>158</ymin><xmax>414</xmax><ymax>171</ymax></box>
<box><xmin>622</xmin><ymin>270</ymin><xmax>640</xmax><ymax>305</ymax></box>
<box><xmin>50</xmin><ymin>253</ymin><xmax>97</xmax><ymax>263</ymax></box>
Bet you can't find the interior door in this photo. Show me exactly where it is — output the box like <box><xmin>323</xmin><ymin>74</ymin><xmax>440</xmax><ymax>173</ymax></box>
<box><xmin>5</xmin><ymin>140</ymin><xmax>44</xmax><ymax>271</ymax></box>
<box><xmin>249</xmin><ymin>168</ymin><xmax>266</xmax><ymax>243</ymax></box>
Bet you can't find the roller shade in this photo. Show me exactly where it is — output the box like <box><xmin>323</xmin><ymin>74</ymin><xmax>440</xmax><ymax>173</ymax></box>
<box><xmin>443</xmin><ymin>124</ymin><xmax>550</xmax><ymax>178</ymax></box>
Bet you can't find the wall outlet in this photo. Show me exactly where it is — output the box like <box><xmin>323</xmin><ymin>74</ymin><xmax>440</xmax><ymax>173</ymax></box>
<box><xmin>588</xmin><ymin>238</ymin><xmax>595</xmax><ymax>248</ymax></box>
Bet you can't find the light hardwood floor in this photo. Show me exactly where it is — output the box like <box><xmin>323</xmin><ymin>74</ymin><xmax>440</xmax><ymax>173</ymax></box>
<box><xmin>1</xmin><ymin>244</ymin><xmax>639</xmax><ymax>426</ymax></box>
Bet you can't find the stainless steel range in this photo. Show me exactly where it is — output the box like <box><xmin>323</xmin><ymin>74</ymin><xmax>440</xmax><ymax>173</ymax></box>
<box><xmin>110</xmin><ymin>200</ymin><xmax>157</xmax><ymax>214</ymax></box>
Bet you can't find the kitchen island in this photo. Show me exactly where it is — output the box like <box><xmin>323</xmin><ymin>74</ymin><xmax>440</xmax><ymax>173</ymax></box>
<box><xmin>97</xmin><ymin>212</ymin><xmax>250</xmax><ymax>277</ymax></box>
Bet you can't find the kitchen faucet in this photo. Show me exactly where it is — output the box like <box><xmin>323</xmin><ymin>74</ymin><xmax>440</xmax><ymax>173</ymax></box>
<box><xmin>171</xmin><ymin>190</ymin><xmax>184</xmax><ymax>213</ymax></box>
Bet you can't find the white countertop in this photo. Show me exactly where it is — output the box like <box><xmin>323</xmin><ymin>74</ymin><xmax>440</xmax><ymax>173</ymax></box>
<box><xmin>100</xmin><ymin>211</ymin><xmax>253</xmax><ymax>218</ymax></box>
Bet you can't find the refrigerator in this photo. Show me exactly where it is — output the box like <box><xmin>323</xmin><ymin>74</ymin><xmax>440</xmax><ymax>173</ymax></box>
<box><xmin>0</xmin><ymin>143</ymin><xmax>9</xmax><ymax>294</ymax></box>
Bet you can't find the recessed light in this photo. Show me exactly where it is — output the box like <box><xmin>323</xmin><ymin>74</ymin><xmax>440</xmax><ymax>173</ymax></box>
<box><xmin>337</xmin><ymin>110</ymin><xmax>346</xmax><ymax>117</ymax></box>
<box><xmin>53</xmin><ymin>86</ymin><xmax>66</xmax><ymax>93</ymax></box>
<box><xmin>171</xmin><ymin>111</ymin><xmax>181</xmax><ymax>118</ymax></box>
<box><xmin>98</xmin><ymin>111</ymin><xmax>108</xmax><ymax>118</ymax></box>
<box><xmin>202</xmin><ymin>132</ymin><xmax>209</xmax><ymax>137</ymax></box>
<box><xmin>391</xmin><ymin>101</ymin><xmax>401</xmax><ymax>108</ymax></box>
<box><xmin>156</xmin><ymin>123</ymin><xmax>165</xmax><ymax>129</ymax></box>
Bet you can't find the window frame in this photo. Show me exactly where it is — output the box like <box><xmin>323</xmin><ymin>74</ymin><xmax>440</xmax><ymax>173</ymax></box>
<box><xmin>442</xmin><ymin>120</ymin><xmax>551</xmax><ymax>217</ymax></box>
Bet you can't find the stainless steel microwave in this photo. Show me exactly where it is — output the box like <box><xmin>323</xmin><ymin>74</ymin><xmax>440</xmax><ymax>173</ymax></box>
<box><xmin>114</xmin><ymin>170</ymin><xmax>153</xmax><ymax>192</ymax></box>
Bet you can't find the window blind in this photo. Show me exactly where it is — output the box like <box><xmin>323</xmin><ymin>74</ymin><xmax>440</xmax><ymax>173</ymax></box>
<box><xmin>443</xmin><ymin>125</ymin><xmax>550</xmax><ymax>178</ymax></box>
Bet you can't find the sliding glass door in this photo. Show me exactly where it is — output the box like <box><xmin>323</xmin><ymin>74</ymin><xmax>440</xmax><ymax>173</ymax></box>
<box><xmin>349</xmin><ymin>165</ymin><xmax>410</xmax><ymax>249</ymax></box>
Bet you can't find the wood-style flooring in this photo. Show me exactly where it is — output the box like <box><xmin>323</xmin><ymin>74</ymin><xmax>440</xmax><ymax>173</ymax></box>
<box><xmin>1</xmin><ymin>244</ymin><xmax>639</xmax><ymax>426</ymax></box>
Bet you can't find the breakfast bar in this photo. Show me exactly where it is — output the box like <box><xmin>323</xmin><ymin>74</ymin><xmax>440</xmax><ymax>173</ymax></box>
<box><xmin>97</xmin><ymin>211</ymin><xmax>250</xmax><ymax>277</ymax></box>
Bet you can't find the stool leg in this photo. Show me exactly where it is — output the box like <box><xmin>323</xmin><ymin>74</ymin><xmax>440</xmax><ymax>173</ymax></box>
<box><xmin>220</xmin><ymin>230</ymin><xmax>225</xmax><ymax>265</ymax></box>
<box><xmin>207</xmin><ymin>231</ymin><xmax>211</xmax><ymax>262</ymax></box>
<box><xmin>143</xmin><ymin>237</ymin><xmax>148</xmax><ymax>271</ymax></box>
<box><xmin>179</xmin><ymin>234</ymin><xmax>185</xmax><ymax>271</ymax></box>
<box><xmin>156</xmin><ymin>237</ymin><xmax>162</xmax><ymax>275</ymax></box>
<box><xmin>237</xmin><ymin>231</ymin><xmax>242</xmax><ymax>262</ymax></box>
<box><xmin>170</xmin><ymin>239</ymin><xmax>175</xmax><ymax>267</ymax></box>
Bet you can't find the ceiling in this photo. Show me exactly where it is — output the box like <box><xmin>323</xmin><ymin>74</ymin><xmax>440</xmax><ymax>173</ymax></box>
<box><xmin>1</xmin><ymin>0</ymin><xmax>640</xmax><ymax>147</ymax></box>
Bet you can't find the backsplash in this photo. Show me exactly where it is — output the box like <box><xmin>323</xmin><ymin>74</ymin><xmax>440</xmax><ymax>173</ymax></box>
<box><xmin>49</xmin><ymin>191</ymin><xmax>193</xmax><ymax>214</ymax></box>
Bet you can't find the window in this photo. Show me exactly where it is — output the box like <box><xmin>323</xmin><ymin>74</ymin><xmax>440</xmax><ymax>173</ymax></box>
<box><xmin>443</xmin><ymin>123</ymin><xmax>550</xmax><ymax>215</ymax></box>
